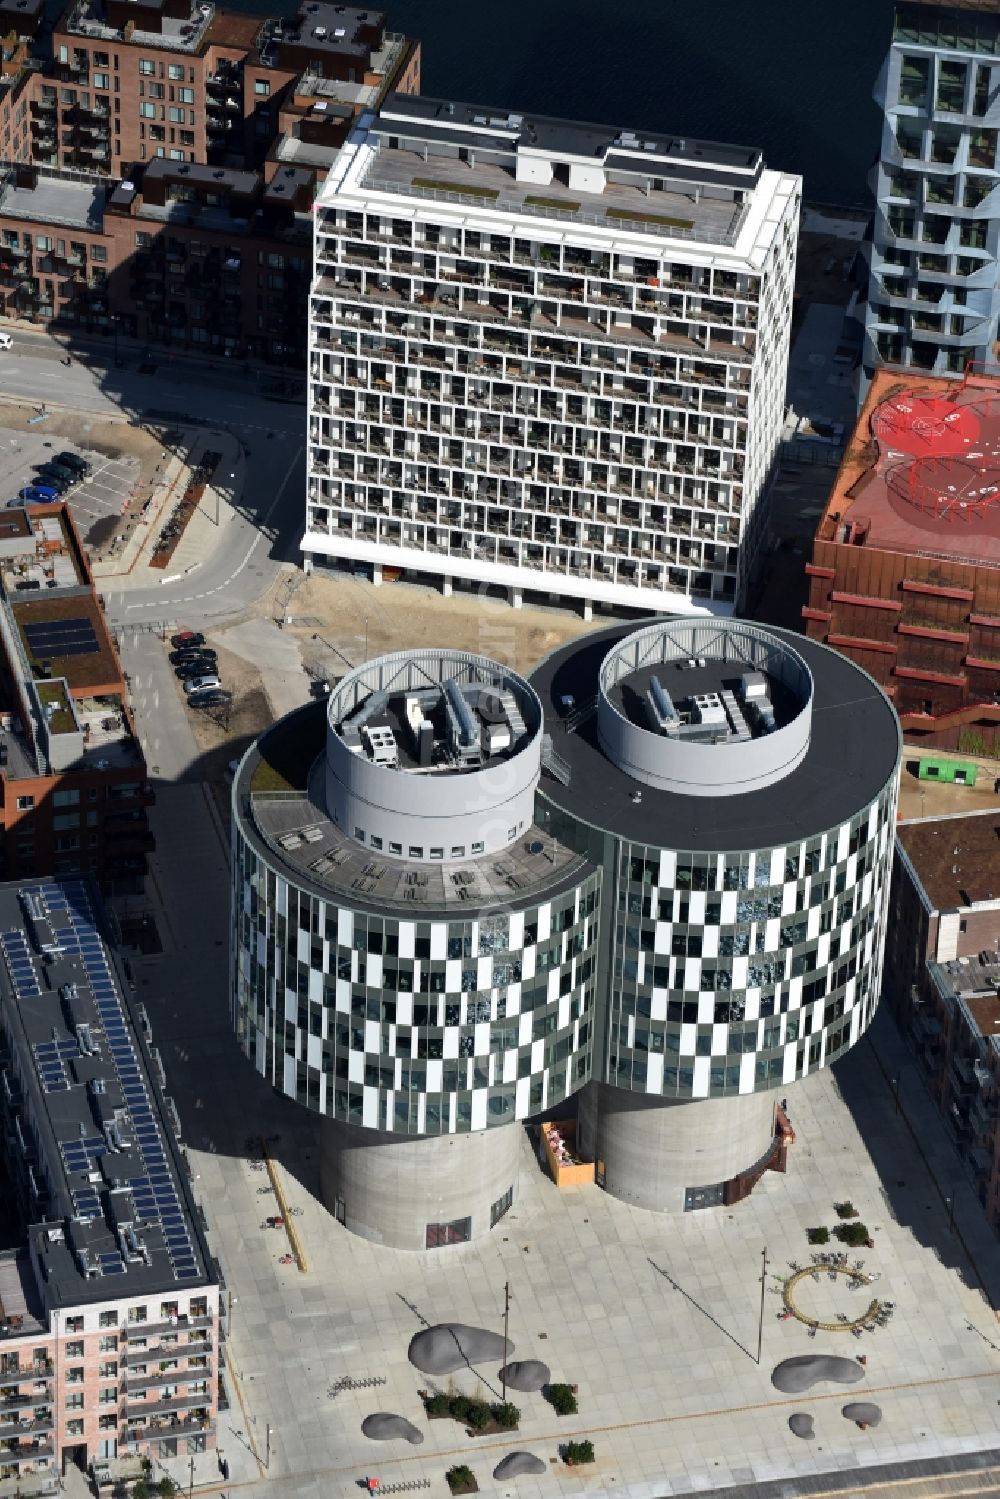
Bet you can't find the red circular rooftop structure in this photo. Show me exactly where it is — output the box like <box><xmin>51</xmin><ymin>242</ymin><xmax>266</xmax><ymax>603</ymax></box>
<box><xmin>872</xmin><ymin>393</ymin><xmax>980</xmax><ymax>458</ymax></box>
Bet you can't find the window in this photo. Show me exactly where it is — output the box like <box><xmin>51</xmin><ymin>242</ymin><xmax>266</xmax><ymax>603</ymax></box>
<box><xmin>66</xmin><ymin>1316</ymin><xmax>83</xmax><ymax>1333</ymax></box>
<box><xmin>67</xmin><ymin>1419</ymin><xmax>84</xmax><ymax>1437</ymax></box>
<box><xmin>99</xmin><ymin>1413</ymin><xmax>116</xmax><ymax>1430</ymax></box>
<box><xmin>168</xmin><ymin>106</ymin><xmax>184</xmax><ymax>122</ymax></box>
<box><xmin>168</xmin><ymin>63</ymin><xmax>184</xmax><ymax>79</ymax></box>
<box><xmin>139</xmin><ymin>58</ymin><xmax>155</xmax><ymax>74</ymax></box>
<box><xmin>93</xmin><ymin>71</ymin><xmax>109</xmax><ymax>89</ymax></box>
<box><xmin>91</xmin><ymin>244</ymin><xmax>107</xmax><ymax>262</ymax></box>
<box><xmin>898</xmin><ymin>53</ymin><xmax>929</xmax><ymax>107</ymax></box>
<box><xmin>408</xmin><ymin>846</ymin><xmax>423</xmax><ymax>859</ymax></box>
<box><xmin>65</xmin><ymin>1341</ymin><xmax>84</xmax><ymax>1358</ymax></box>
<box><xmin>16</xmin><ymin>796</ymin><xmax>34</xmax><ymax>810</ymax></box>
<box><xmin>98</xmin><ymin>1360</ymin><xmax>117</xmax><ymax>1378</ymax></box>
<box><xmin>425</xmin><ymin>1216</ymin><xmax>472</xmax><ymax>1248</ymax></box>
<box><xmin>65</xmin><ymin>1394</ymin><xmax>84</xmax><ymax>1411</ymax></box>
<box><xmin>139</xmin><ymin>101</ymin><xmax>155</xmax><ymax>118</ymax></box>
<box><xmin>936</xmin><ymin>59</ymin><xmax>967</xmax><ymax>114</ymax></box>
<box><xmin>127</xmin><ymin>1305</ymin><xmax>147</xmax><ymax>1324</ymax></box>
<box><xmin>148</xmin><ymin>81</ymin><xmax>164</xmax><ymax>98</ymax></box>
<box><xmin>98</xmin><ymin>1335</ymin><xmax>116</xmax><ymax>1351</ymax></box>
<box><xmin>254</xmin><ymin>78</ymin><xmax>270</xmax><ymax>95</ymax></box>
<box><xmin>98</xmin><ymin>1387</ymin><xmax>116</xmax><ymax>1404</ymax></box>
<box><xmin>450</xmin><ymin>845</ymin><xmax>465</xmax><ymax>858</ymax></box>
<box><xmin>389</xmin><ymin>842</ymin><xmax>402</xmax><ymax>855</ymax></box>
<box><xmin>490</xmin><ymin>1185</ymin><xmax>514</xmax><ymax>1227</ymax></box>
<box><xmin>471</xmin><ymin>841</ymin><xmax>484</xmax><ymax>855</ymax></box>
<box><xmin>179</xmin><ymin>87</ymin><xmax>194</xmax><ymax>103</ymax></box>
<box><xmin>66</xmin><ymin>1367</ymin><xmax>84</xmax><ymax>1385</ymax></box>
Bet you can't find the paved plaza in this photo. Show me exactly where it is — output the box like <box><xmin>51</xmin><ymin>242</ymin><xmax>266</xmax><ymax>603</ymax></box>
<box><xmin>131</xmin><ymin>784</ymin><xmax>1000</xmax><ymax>1499</ymax></box>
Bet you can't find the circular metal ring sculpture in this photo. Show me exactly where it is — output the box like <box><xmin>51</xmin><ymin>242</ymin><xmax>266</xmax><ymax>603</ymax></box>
<box><xmin>782</xmin><ymin>1265</ymin><xmax>883</xmax><ymax>1333</ymax></box>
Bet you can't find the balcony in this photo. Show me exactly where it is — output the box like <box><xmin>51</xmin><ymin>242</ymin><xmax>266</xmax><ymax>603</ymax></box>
<box><xmin>123</xmin><ymin>1412</ymin><xmax>210</xmax><ymax>1442</ymax></box>
<box><xmin>125</xmin><ymin>1315</ymin><xmax>212</xmax><ymax>1343</ymax></box>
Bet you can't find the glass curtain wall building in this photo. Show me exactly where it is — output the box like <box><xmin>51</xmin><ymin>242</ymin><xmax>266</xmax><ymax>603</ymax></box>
<box><xmin>865</xmin><ymin>0</ymin><xmax>1000</xmax><ymax>377</ymax></box>
<box><xmin>231</xmin><ymin>624</ymin><xmax>901</xmax><ymax>1248</ymax></box>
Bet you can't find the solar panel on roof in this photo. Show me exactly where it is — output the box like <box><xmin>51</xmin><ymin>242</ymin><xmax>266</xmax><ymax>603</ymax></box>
<box><xmin>22</xmin><ymin>617</ymin><xmax>99</xmax><ymax>657</ymax></box>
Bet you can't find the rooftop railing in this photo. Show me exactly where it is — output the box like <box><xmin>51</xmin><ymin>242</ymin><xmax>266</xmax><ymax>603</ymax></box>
<box><xmin>362</xmin><ymin>160</ymin><xmax>747</xmax><ymax>248</ymax></box>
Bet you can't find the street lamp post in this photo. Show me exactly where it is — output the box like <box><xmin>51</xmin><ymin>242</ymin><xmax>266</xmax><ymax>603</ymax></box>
<box><xmin>265</xmin><ymin>1422</ymin><xmax>272</xmax><ymax>1469</ymax></box>
<box><xmin>757</xmin><ymin>1246</ymin><xmax>768</xmax><ymax>1365</ymax></box>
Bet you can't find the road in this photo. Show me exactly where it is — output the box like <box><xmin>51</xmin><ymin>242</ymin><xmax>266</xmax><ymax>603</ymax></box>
<box><xmin>0</xmin><ymin>327</ymin><xmax>307</xmax><ymax>629</ymax></box>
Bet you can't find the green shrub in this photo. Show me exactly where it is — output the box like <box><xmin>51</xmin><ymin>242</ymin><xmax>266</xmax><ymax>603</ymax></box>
<box><xmin>449</xmin><ymin>1395</ymin><xmax>471</xmax><ymax>1422</ymax></box>
<box><xmin>834</xmin><ymin>1201</ymin><xmax>858</xmax><ymax>1219</ymax></box>
<box><xmin>132</xmin><ymin>1483</ymin><xmax>150</xmax><ymax>1499</ymax></box>
<box><xmin>155</xmin><ymin>1482</ymin><xmax>179</xmax><ymax>1499</ymax></box>
<box><xmin>564</xmin><ymin>1440</ymin><xmax>595</xmax><ymax>1465</ymax></box>
<box><xmin>492</xmin><ymin>1401</ymin><xmax>520</xmax><ymax>1430</ymax></box>
<box><xmin>833</xmin><ymin>1221</ymin><xmax>870</xmax><ymax>1247</ymax></box>
<box><xmin>446</xmin><ymin>1465</ymin><xmax>476</xmax><ymax>1493</ymax></box>
<box><xmin>546</xmin><ymin>1382</ymin><xmax>579</xmax><ymax>1415</ymax></box>
<box><xmin>806</xmin><ymin>1226</ymin><xmax>829</xmax><ymax>1245</ymax></box>
<box><xmin>465</xmin><ymin>1398</ymin><xmax>492</xmax><ymax>1431</ymax></box>
<box><xmin>424</xmin><ymin>1391</ymin><xmax>449</xmax><ymax>1417</ymax></box>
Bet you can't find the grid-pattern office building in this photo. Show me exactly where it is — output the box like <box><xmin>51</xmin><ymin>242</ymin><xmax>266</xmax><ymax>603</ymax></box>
<box><xmin>865</xmin><ymin>0</ymin><xmax>1000</xmax><ymax>377</ymax></box>
<box><xmin>303</xmin><ymin>94</ymin><xmax>800</xmax><ymax>616</ymax></box>
<box><xmin>231</xmin><ymin>623</ymin><xmax>900</xmax><ymax>1248</ymax></box>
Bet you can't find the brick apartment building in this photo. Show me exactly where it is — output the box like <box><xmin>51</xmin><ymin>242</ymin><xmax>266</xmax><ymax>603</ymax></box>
<box><xmin>0</xmin><ymin>876</ymin><xmax>222</xmax><ymax>1484</ymax></box>
<box><xmin>0</xmin><ymin>0</ymin><xmax>420</xmax><ymax>362</ymax></box>
<box><xmin>885</xmin><ymin>810</ymin><xmax>1000</xmax><ymax>1235</ymax></box>
<box><xmin>804</xmin><ymin>364</ymin><xmax>1000</xmax><ymax>752</ymax></box>
<box><xmin>0</xmin><ymin>501</ymin><xmax>152</xmax><ymax>891</ymax></box>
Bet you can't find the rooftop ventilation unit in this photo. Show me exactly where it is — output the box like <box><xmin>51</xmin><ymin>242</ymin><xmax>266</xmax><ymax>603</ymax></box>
<box><xmin>363</xmin><ymin>723</ymin><xmax>397</xmax><ymax>767</ymax></box>
<box><xmin>445</xmin><ymin>678</ymin><xmax>481</xmax><ymax>762</ymax></box>
<box><xmin>646</xmin><ymin>674</ymin><xmax>678</xmax><ymax>734</ymax></box>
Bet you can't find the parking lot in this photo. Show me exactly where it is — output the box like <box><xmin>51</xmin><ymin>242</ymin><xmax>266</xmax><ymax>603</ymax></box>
<box><xmin>0</xmin><ymin>423</ymin><xmax>141</xmax><ymax>542</ymax></box>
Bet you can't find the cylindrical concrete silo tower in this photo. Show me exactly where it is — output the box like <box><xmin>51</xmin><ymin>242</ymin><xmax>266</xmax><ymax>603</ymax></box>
<box><xmin>231</xmin><ymin>649</ymin><xmax>600</xmax><ymax>1249</ymax></box>
<box><xmin>529</xmin><ymin>618</ymin><xmax>901</xmax><ymax>1213</ymax></box>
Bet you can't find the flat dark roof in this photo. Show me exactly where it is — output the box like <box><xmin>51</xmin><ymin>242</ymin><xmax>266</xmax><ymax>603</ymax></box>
<box><xmin>0</xmin><ymin>879</ymin><xmax>212</xmax><ymax>1307</ymax></box>
<box><xmin>531</xmin><ymin>622</ymin><xmax>901</xmax><ymax>852</ymax></box>
<box><xmin>898</xmin><ymin>811</ymin><xmax>1000</xmax><ymax>909</ymax></box>
<box><xmin>379</xmin><ymin>93</ymin><xmax>763</xmax><ymax>179</ymax></box>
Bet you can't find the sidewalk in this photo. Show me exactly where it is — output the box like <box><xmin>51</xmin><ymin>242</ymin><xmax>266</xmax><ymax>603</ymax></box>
<box><xmin>91</xmin><ymin>427</ymin><xmax>243</xmax><ymax>587</ymax></box>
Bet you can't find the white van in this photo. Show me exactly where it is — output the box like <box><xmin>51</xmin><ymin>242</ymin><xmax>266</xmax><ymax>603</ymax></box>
<box><xmin>0</xmin><ymin>333</ymin><xmax>12</xmax><ymax>351</ymax></box>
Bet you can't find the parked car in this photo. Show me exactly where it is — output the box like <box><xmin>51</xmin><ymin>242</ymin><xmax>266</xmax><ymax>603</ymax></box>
<box><xmin>21</xmin><ymin>484</ymin><xmax>59</xmax><ymax>502</ymax></box>
<box><xmin>174</xmin><ymin>662</ymin><xmax>216</xmax><ymax>681</ymax></box>
<box><xmin>188</xmin><ymin>689</ymin><xmax>232</xmax><ymax>709</ymax></box>
<box><xmin>32</xmin><ymin>472</ymin><xmax>73</xmax><ymax>493</ymax></box>
<box><xmin>35</xmin><ymin>462</ymin><xmax>77</xmax><ymax>483</ymax></box>
<box><xmin>168</xmin><ymin>647</ymin><xmax>217</xmax><ymax>666</ymax></box>
<box><xmin>170</xmin><ymin>631</ymin><xmax>204</xmax><ymax>649</ymax></box>
<box><xmin>183</xmin><ymin>674</ymin><xmax>221</xmax><ymax>695</ymax></box>
<box><xmin>0</xmin><ymin>333</ymin><xmax>12</xmax><ymax>351</ymax></box>
<box><xmin>5</xmin><ymin>497</ymin><xmax>24</xmax><ymax>508</ymax></box>
<box><xmin>53</xmin><ymin>452</ymin><xmax>91</xmax><ymax>475</ymax></box>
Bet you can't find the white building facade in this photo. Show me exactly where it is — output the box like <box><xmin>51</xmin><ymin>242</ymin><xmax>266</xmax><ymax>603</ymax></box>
<box><xmin>303</xmin><ymin>95</ymin><xmax>800</xmax><ymax>616</ymax></box>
